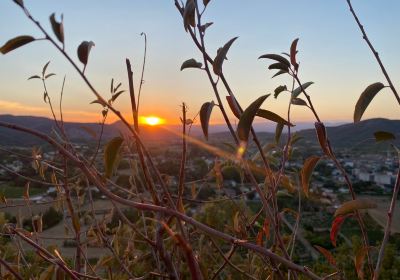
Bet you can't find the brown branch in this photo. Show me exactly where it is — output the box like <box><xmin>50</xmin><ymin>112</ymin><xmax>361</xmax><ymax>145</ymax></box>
<box><xmin>345</xmin><ymin>0</ymin><xmax>400</xmax><ymax>105</ymax></box>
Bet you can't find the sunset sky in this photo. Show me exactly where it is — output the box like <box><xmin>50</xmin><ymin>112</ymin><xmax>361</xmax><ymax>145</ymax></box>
<box><xmin>0</xmin><ymin>0</ymin><xmax>399</xmax><ymax>126</ymax></box>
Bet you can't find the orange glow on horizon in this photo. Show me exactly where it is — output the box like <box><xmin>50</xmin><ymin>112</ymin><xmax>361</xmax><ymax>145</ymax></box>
<box><xmin>139</xmin><ymin>116</ymin><xmax>165</xmax><ymax>126</ymax></box>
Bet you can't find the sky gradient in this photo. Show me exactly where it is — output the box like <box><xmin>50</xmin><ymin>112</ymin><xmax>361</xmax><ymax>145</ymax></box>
<box><xmin>0</xmin><ymin>0</ymin><xmax>399</xmax><ymax>125</ymax></box>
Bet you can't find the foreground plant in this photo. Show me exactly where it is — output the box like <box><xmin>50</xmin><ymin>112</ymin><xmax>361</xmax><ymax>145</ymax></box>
<box><xmin>0</xmin><ymin>0</ymin><xmax>398</xmax><ymax>279</ymax></box>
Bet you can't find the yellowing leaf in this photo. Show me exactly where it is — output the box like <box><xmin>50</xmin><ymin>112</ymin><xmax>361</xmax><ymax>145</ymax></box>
<box><xmin>237</xmin><ymin>95</ymin><xmax>269</xmax><ymax>143</ymax></box>
<box><xmin>301</xmin><ymin>156</ymin><xmax>321</xmax><ymax>197</ymax></box>
<box><xmin>104</xmin><ymin>136</ymin><xmax>124</xmax><ymax>178</ymax></box>
<box><xmin>354</xmin><ymin>82</ymin><xmax>385</xmax><ymax>123</ymax></box>
<box><xmin>200</xmin><ymin>101</ymin><xmax>215</xmax><ymax>140</ymax></box>
<box><xmin>212</xmin><ymin>37</ymin><xmax>238</xmax><ymax>75</ymax></box>
<box><xmin>0</xmin><ymin>35</ymin><xmax>35</xmax><ymax>54</ymax></box>
<box><xmin>233</xmin><ymin>211</ymin><xmax>240</xmax><ymax>233</ymax></box>
<box><xmin>354</xmin><ymin>246</ymin><xmax>369</xmax><ymax>279</ymax></box>
<box><xmin>334</xmin><ymin>198</ymin><xmax>377</xmax><ymax>217</ymax></box>
<box><xmin>314</xmin><ymin>245</ymin><xmax>336</xmax><ymax>267</ymax></box>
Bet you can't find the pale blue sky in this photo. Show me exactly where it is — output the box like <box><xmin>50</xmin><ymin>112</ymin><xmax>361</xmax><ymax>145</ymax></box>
<box><xmin>0</xmin><ymin>0</ymin><xmax>399</xmax><ymax>124</ymax></box>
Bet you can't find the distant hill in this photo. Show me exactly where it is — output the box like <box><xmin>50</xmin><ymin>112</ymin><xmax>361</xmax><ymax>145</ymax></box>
<box><xmin>297</xmin><ymin>118</ymin><xmax>400</xmax><ymax>151</ymax></box>
<box><xmin>0</xmin><ymin>115</ymin><xmax>398</xmax><ymax>151</ymax></box>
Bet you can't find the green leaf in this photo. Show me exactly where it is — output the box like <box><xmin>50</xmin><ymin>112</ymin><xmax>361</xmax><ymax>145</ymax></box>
<box><xmin>212</xmin><ymin>37</ymin><xmax>238</xmax><ymax>76</ymax></box>
<box><xmin>199</xmin><ymin>22</ymin><xmax>213</xmax><ymax>33</ymax></box>
<box><xmin>292</xmin><ymin>82</ymin><xmax>313</xmax><ymax>98</ymax></box>
<box><xmin>200</xmin><ymin>101</ymin><xmax>215</xmax><ymax>140</ymax></box>
<box><xmin>237</xmin><ymin>95</ymin><xmax>269</xmax><ymax>142</ymax></box>
<box><xmin>104</xmin><ymin>136</ymin><xmax>124</xmax><ymax>178</ymax></box>
<box><xmin>77</xmin><ymin>40</ymin><xmax>95</xmax><ymax>66</ymax></box>
<box><xmin>374</xmin><ymin>131</ymin><xmax>395</xmax><ymax>142</ymax></box>
<box><xmin>354</xmin><ymin>82</ymin><xmax>385</xmax><ymax>123</ymax></box>
<box><xmin>49</xmin><ymin>13</ymin><xmax>64</xmax><ymax>44</ymax></box>
<box><xmin>42</xmin><ymin>61</ymin><xmax>51</xmax><ymax>76</ymax></box>
<box><xmin>268</xmin><ymin>62</ymin><xmax>289</xmax><ymax>72</ymax></box>
<box><xmin>274</xmin><ymin>85</ymin><xmax>287</xmax><ymax>99</ymax></box>
<box><xmin>45</xmin><ymin>73</ymin><xmax>56</xmax><ymax>79</ymax></box>
<box><xmin>90</xmin><ymin>99</ymin><xmax>107</xmax><ymax>107</ymax></box>
<box><xmin>256</xmin><ymin>109</ymin><xmax>293</xmax><ymax>126</ymax></box>
<box><xmin>180</xmin><ymin>58</ymin><xmax>202</xmax><ymax>71</ymax></box>
<box><xmin>28</xmin><ymin>75</ymin><xmax>41</xmax><ymax>80</ymax></box>
<box><xmin>334</xmin><ymin>198</ymin><xmax>377</xmax><ymax>217</ymax></box>
<box><xmin>258</xmin><ymin>54</ymin><xmax>290</xmax><ymax>67</ymax></box>
<box><xmin>300</xmin><ymin>156</ymin><xmax>321</xmax><ymax>197</ymax></box>
<box><xmin>271</xmin><ymin>70</ymin><xmax>287</xmax><ymax>78</ymax></box>
<box><xmin>291</xmin><ymin>97</ymin><xmax>308</xmax><ymax>106</ymax></box>
<box><xmin>0</xmin><ymin>35</ymin><xmax>35</xmax><ymax>54</ymax></box>
<box><xmin>183</xmin><ymin>0</ymin><xmax>196</xmax><ymax>32</ymax></box>
<box><xmin>290</xmin><ymin>38</ymin><xmax>299</xmax><ymax>70</ymax></box>
<box><xmin>111</xmin><ymin>90</ymin><xmax>125</xmax><ymax>102</ymax></box>
<box><xmin>275</xmin><ymin>122</ymin><xmax>284</xmax><ymax>144</ymax></box>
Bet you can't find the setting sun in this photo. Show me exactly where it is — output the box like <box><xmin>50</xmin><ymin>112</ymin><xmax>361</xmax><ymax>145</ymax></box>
<box><xmin>139</xmin><ymin>116</ymin><xmax>165</xmax><ymax>126</ymax></box>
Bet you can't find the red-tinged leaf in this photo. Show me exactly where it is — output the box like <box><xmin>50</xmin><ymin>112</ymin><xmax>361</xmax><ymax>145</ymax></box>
<box><xmin>0</xmin><ymin>35</ymin><xmax>35</xmax><ymax>54</ymax></box>
<box><xmin>334</xmin><ymin>198</ymin><xmax>377</xmax><ymax>217</ymax></box>
<box><xmin>300</xmin><ymin>156</ymin><xmax>321</xmax><ymax>197</ymax></box>
<box><xmin>354</xmin><ymin>246</ymin><xmax>369</xmax><ymax>279</ymax></box>
<box><xmin>354</xmin><ymin>82</ymin><xmax>385</xmax><ymax>123</ymax></box>
<box><xmin>374</xmin><ymin>131</ymin><xmax>395</xmax><ymax>142</ymax></box>
<box><xmin>258</xmin><ymin>53</ymin><xmax>290</xmax><ymax>67</ymax></box>
<box><xmin>262</xmin><ymin>218</ymin><xmax>270</xmax><ymax>240</ymax></box>
<box><xmin>213</xmin><ymin>37</ymin><xmax>238</xmax><ymax>75</ymax></box>
<box><xmin>330</xmin><ymin>214</ymin><xmax>352</xmax><ymax>247</ymax></box>
<box><xmin>200</xmin><ymin>101</ymin><xmax>215</xmax><ymax>140</ymax></box>
<box><xmin>256</xmin><ymin>230</ymin><xmax>263</xmax><ymax>246</ymax></box>
<box><xmin>290</xmin><ymin>38</ymin><xmax>299</xmax><ymax>70</ymax></box>
<box><xmin>315</xmin><ymin>122</ymin><xmax>332</xmax><ymax>156</ymax></box>
<box><xmin>237</xmin><ymin>95</ymin><xmax>269</xmax><ymax>143</ymax></box>
<box><xmin>226</xmin><ymin>96</ymin><xmax>241</xmax><ymax>118</ymax></box>
<box><xmin>314</xmin><ymin>245</ymin><xmax>336</xmax><ymax>266</ymax></box>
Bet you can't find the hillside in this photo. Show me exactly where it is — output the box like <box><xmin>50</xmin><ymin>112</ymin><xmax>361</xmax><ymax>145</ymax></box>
<box><xmin>0</xmin><ymin>115</ymin><xmax>398</xmax><ymax>151</ymax></box>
